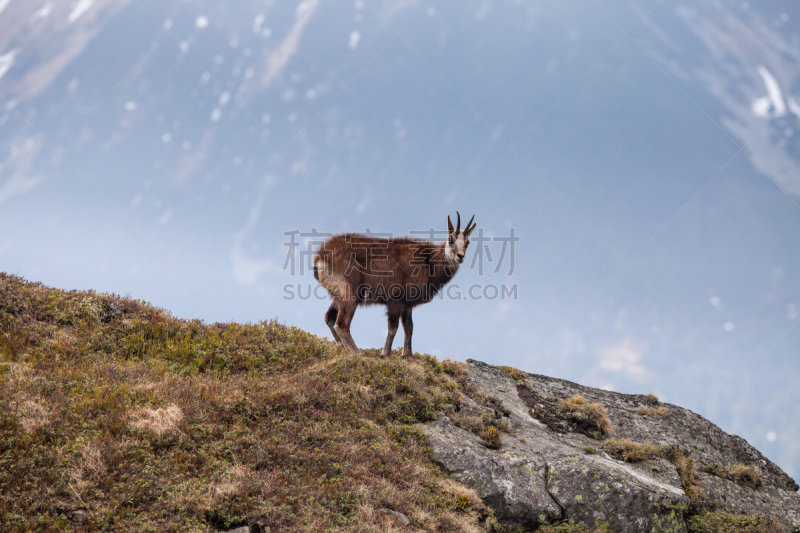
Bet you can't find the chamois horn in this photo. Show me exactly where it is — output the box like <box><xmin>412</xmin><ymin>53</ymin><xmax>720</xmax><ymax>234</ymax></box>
<box><xmin>456</xmin><ymin>211</ymin><xmax>461</xmax><ymax>233</ymax></box>
<box><xmin>465</xmin><ymin>214</ymin><xmax>475</xmax><ymax>232</ymax></box>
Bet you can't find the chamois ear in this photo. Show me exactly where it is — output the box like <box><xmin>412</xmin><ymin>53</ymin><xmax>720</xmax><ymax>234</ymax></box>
<box><xmin>447</xmin><ymin>215</ymin><xmax>455</xmax><ymax>236</ymax></box>
<box><xmin>464</xmin><ymin>215</ymin><xmax>477</xmax><ymax>238</ymax></box>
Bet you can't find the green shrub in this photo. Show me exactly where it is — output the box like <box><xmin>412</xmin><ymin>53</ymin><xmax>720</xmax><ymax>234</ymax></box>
<box><xmin>686</xmin><ymin>511</ymin><xmax>784</xmax><ymax>533</ymax></box>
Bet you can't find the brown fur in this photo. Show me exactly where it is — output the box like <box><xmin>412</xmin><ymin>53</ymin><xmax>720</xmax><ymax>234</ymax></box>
<box><xmin>314</xmin><ymin>213</ymin><xmax>476</xmax><ymax>356</ymax></box>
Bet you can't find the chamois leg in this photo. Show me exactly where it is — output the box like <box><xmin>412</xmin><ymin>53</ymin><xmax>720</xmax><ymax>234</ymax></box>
<box><xmin>333</xmin><ymin>298</ymin><xmax>360</xmax><ymax>354</ymax></box>
<box><xmin>382</xmin><ymin>307</ymin><xmax>401</xmax><ymax>357</ymax></box>
<box><xmin>401</xmin><ymin>308</ymin><xmax>413</xmax><ymax>357</ymax></box>
<box><xmin>324</xmin><ymin>301</ymin><xmax>342</xmax><ymax>345</ymax></box>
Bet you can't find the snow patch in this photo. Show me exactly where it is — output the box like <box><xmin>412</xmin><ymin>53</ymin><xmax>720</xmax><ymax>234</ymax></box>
<box><xmin>261</xmin><ymin>0</ymin><xmax>318</xmax><ymax>87</ymax></box>
<box><xmin>296</xmin><ymin>1</ymin><xmax>315</xmax><ymax>17</ymax></box>
<box><xmin>0</xmin><ymin>50</ymin><xmax>15</xmax><ymax>81</ymax></box>
<box><xmin>751</xmin><ymin>97</ymin><xmax>771</xmax><ymax>118</ymax></box>
<box><xmin>253</xmin><ymin>14</ymin><xmax>264</xmax><ymax>33</ymax></box>
<box><xmin>32</xmin><ymin>2</ymin><xmax>53</xmax><ymax>20</ymax></box>
<box><xmin>68</xmin><ymin>0</ymin><xmax>94</xmax><ymax>23</ymax></box>
<box><xmin>348</xmin><ymin>30</ymin><xmax>360</xmax><ymax>50</ymax></box>
<box><xmin>753</xmin><ymin>66</ymin><xmax>786</xmax><ymax>118</ymax></box>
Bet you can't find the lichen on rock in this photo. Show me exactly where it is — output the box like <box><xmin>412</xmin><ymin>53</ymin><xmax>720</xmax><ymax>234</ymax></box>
<box><xmin>419</xmin><ymin>360</ymin><xmax>800</xmax><ymax>532</ymax></box>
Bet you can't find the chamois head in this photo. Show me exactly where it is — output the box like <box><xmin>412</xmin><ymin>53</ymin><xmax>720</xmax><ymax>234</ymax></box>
<box><xmin>446</xmin><ymin>212</ymin><xmax>477</xmax><ymax>266</ymax></box>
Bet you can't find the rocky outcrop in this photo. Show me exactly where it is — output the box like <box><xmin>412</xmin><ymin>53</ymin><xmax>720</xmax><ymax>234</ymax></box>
<box><xmin>419</xmin><ymin>360</ymin><xmax>800</xmax><ymax>532</ymax></box>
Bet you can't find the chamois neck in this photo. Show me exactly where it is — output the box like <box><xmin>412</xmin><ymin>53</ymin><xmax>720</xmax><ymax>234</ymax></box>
<box><xmin>433</xmin><ymin>240</ymin><xmax>459</xmax><ymax>280</ymax></box>
<box><xmin>440</xmin><ymin>239</ymin><xmax>460</xmax><ymax>271</ymax></box>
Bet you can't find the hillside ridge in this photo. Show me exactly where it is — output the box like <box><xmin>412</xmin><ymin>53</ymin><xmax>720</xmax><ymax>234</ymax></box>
<box><xmin>1</xmin><ymin>273</ymin><xmax>798</xmax><ymax>532</ymax></box>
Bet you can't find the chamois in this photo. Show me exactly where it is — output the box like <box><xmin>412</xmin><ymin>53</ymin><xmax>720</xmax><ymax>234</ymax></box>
<box><xmin>313</xmin><ymin>213</ymin><xmax>476</xmax><ymax>357</ymax></box>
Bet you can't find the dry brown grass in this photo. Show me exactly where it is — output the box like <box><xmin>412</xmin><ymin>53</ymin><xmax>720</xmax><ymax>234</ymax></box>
<box><xmin>68</xmin><ymin>443</ymin><xmax>107</xmax><ymax>487</ymax></box>
<box><xmin>483</xmin><ymin>426</ymin><xmax>502</xmax><ymax>449</ymax></box>
<box><xmin>636</xmin><ymin>406</ymin><xmax>668</xmax><ymax>416</ymax></box>
<box><xmin>0</xmin><ymin>273</ymin><xmax>493</xmax><ymax>532</ymax></box>
<box><xmin>129</xmin><ymin>404</ymin><xmax>184</xmax><ymax>436</ymax></box>
<box><xmin>729</xmin><ymin>463</ymin><xmax>762</xmax><ymax>486</ymax></box>
<box><xmin>645</xmin><ymin>393</ymin><xmax>659</xmax><ymax>402</ymax></box>
<box><xmin>603</xmin><ymin>439</ymin><xmax>663</xmax><ymax>462</ymax></box>
<box><xmin>499</xmin><ymin>365</ymin><xmax>527</xmax><ymax>384</ymax></box>
<box><xmin>441</xmin><ymin>360</ymin><xmax>512</xmax><ymax>449</ymax></box>
<box><xmin>50</xmin><ymin>328</ymin><xmax>77</xmax><ymax>348</ymax></box>
<box><xmin>560</xmin><ymin>395</ymin><xmax>583</xmax><ymax>409</ymax></box>
<box><xmin>560</xmin><ymin>395</ymin><xmax>612</xmax><ymax>436</ymax></box>
<box><xmin>700</xmin><ymin>461</ymin><xmax>762</xmax><ymax>488</ymax></box>
<box><xmin>672</xmin><ymin>452</ymin><xmax>701</xmax><ymax>496</ymax></box>
<box><xmin>441</xmin><ymin>359</ymin><xmax>469</xmax><ymax>382</ymax></box>
<box><xmin>13</xmin><ymin>398</ymin><xmax>50</xmax><ymax>432</ymax></box>
<box><xmin>449</xmin><ymin>408</ymin><xmax>510</xmax><ymax>450</ymax></box>
<box><xmin>211</xmin><ymin>468</ymin><xmax>247</xmax><ymax>498</ymax></box>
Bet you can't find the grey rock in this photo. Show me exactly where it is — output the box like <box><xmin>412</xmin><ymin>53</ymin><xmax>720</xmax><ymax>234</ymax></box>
<box><xmin>223</xmin><ymin>527</ymin><xmax>249</xmax><ymax>533</ymax></box>
<box><xmin>387</xmin><ymin>509</ymin><xmax>410</xmax><ymax>526</ymax></box>
<box><xmin>424</xmin><ymin>416</ymin><xmax>561</xmax><ymax>528</ymax></box>
<box><xmin>420</xmin><ymin>360</ymin><xmax>800</xmax><ymax>531</ymax></box>
<box><xmin>249</xmin><ymin>518</ymin><xmax>271</xmax><ymax>533</ymax></box>
<box><xmin>459</xmin><ymin>395</ymin><xmax>495</xmax><ymax>418</ymax></box>
<box><xmin>697</xmin><ymin>473</ymin><xmax>800</xmax><ymax>530</ymax></box>
<box><xmin>547</xmin><ymin>455</ymin><xmax>687</xmax><ymax>532</ymax></box>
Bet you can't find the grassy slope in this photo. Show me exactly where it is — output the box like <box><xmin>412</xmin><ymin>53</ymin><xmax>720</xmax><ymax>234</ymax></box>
<box><xmin>1</xmin><ymin>274</ymin><xmax>787</xmax><ymax>533</ymax></box>
<box><xmin>0</xmin><ymin>274</ymin><xmax>491</xmax><ymax>532</ymax></box>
